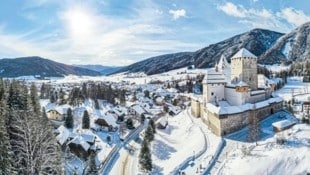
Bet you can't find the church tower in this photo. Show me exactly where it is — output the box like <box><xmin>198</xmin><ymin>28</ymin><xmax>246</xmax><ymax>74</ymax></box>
<box><xmin>230</xmin><ymin>48</ymin><xmax>258</xmax><ymax>90</ymax></box>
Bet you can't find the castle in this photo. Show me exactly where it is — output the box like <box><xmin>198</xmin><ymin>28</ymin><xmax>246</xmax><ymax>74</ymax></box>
<box><xmin>191</xmin><ymin>48</ymin><xmax>283</xmax><ymax>136</ymax></box>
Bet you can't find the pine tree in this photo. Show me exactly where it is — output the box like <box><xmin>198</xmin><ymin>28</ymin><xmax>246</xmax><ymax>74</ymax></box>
<box><xmin>0</xmin><ymin>97</ymin><xmax>16</xmax><ymax>174</ymax></box>
<box><xmin>58</xmin><ymin>88</ymin><xmax>66</xmax><ymax>105</ymax></box>
<box><xmin>82</xmin><ymin>110</ymin><xmax>90</xmax><ymax>129</ymax></box>
<box><xmin>139</xmin><ymin>138</ymin><xmax>152</xmax><ymax>173</ymax></box>
<box><xmin>94</xmin><ymin>99</ymin><xmax>100</xmax><ymax>110</ymax></box>
<box><xmin>86</xmin><ymin>151</ymin><xmax>98</xmax><ymax>174</ymax></box>
<box><xmin>65</xmin><ymin>108</ymin><xmax>74</xmax><ymax>128</ymax></box>
<box><xmin>30</xmin><ymin>83</ymin><xmax>41</xmax><ymax>114</ymax></box>
<box><xmin>145</xmin><ymin>125</ymin><xmax>154</xmax><ymax>142</ymax></box>
<box><xmin>149</xmin><ymin>119</ymin><xmax>156</xmax><ymax>134</ymax></box>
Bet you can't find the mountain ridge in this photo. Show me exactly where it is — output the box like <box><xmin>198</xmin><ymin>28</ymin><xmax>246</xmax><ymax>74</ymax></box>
<box><xmin>0</xmin><ymin>56</ymin><xmax>101</xmax><ymax>77</ymax></box>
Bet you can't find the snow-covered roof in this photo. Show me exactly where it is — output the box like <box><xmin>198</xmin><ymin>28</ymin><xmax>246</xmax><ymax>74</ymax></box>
<box><xmin>81</xmin><ymin>133</ymin><xmax>96</xmax><ymax>143</ymax></box>
<box><xmin>56</xmin><ymin>125</ymin><xmax>70</xmax><ymax>145</ymax></box>
<box><xmin>258</xmin><ymin>74</ymin><xmax>276</xmax><ymax>88</ymax></box>
<box><xmin>68</xmin><ymin>136</ymin><xmax>90</xmax><ymax>151</ymax></box>
<box><xmin>131</xmin><ymin>104</ymin><xmax>147</xmax><ymax>115</ymax></box>
<box><xmin>272</xmin><ymin>119</ymin><xmax>296</xmax><ymax>129</ymax></box>
<box><xmin>206</xmin><ymin>97</ymin><xmax>283</xmax><ymax>115</ymax></box>
<box><xmin>236</xmin><ymin>81</ymin><xmax>249</xmax><ymax>87</ymax></box>
<box><xmin>203</xmin><ymin>68</ymin><xmax>227</xmax><ymax>84</ymax></box>
<box><xmin>232</xmin><ymin>48</ymin><xmax>257</xmax><ymax>59</ymax></box>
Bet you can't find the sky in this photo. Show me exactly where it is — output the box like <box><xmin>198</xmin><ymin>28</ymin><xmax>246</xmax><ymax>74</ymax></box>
<box><xmin>0</xmin><ymin>0</ymin><xmax>309</xmax><ymax>66</ymax></box>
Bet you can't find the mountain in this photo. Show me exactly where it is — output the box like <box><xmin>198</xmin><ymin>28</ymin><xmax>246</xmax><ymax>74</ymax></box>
<box><xmin>0</xmin><ymin>56</ymin><xmax>101</xmax><ymax>77</ymax></box>
<box><xmin>115</xmin><ymin>28</ymin><xmax>284</xmax><ymax>75</ymax></box>
<box><xmin>74</xmin><ymin>65</ymin><xmax>122</xmax><ymax>75</ymax></box>
<box><xmin>260</xmin><ymin>22</ymin><xmax>310</xmax><ymax>64</ymax></box>
<box><xmin>115</xmin><ymin>52</ymin><xmax>194</xmax><ymax>75</ymax></box>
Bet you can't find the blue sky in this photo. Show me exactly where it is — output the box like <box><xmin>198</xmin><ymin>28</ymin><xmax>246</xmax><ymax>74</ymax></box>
<box><xmin>0</xmin><ymin>0</ymin><xmax>309</xmax><ymax>65</ymax></box>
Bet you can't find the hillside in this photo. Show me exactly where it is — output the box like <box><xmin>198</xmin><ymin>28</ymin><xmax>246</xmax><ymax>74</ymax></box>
<box><xmin>114</xmin><ymin>28</ymin><xmax>284</xmax><ymax>75</ymax></box>
<box><xmin>115</xmin><ymin>52</ymin><xmax>194</xmax><ymax>75</ymax></box>
<box><xmin>74</xmin><ymin>65</ymin><xmax>122</xmax><ymax>75</ymax></box>
<box><xmin>0</xmin><ymin>56</ymin><xmax>101</xmax><ymax>77</ymax></box>
<box><xmin>260</xmin><ymin>22</ymin><xmax>310</xmax><ymax>64</ymax></box>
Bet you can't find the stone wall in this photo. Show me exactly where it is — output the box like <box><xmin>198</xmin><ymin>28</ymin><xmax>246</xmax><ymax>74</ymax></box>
<box><xmin>204</xmin><ymin>101</ymin><xmax>283</xmax><ymax>136</ymax></box>
<box><xmin>191</xmin><ymin>99</ymin><xmax>201</xmax><ymax>118</ymax></box>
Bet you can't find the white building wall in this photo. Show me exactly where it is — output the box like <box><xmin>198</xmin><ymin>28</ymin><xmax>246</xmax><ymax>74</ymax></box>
<box><xmin>224</xmin><ymin>87</ymin><xmax>249</xmax><ymax>106</ymax></box>
<box><xmin>204</xmin><ymin>84</ymin><xmax>225</xmax><ymax>103</ymax></box>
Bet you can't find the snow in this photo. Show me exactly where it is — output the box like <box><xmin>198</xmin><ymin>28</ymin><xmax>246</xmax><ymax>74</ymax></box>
<box><xmin>206</xmin><ymin>97</ymin><xmax>282</xmax><ymax>115</ymax></box>
<box><xmin>232</xmin><ymin>48</ymin><xmax>257</xmax><ymax>58</ymax></box>
<box><xmin>272</xmin><ymin>119</ymin><xmax>296</xmax><ymax>129</ymax></box>
<box><xmin>282</xmin><ymin>41</ymin><xmax>292</xmax><ymax>58</ymax></box>
<box><xmin>56</xmin><ymin>125</ymin><xmax>70</xmax><ymax>145</ymax></box>
<box><xmin>221</xmin><ymin>122</ymin><xmax>310</xmax><ymax>175</ymax></box>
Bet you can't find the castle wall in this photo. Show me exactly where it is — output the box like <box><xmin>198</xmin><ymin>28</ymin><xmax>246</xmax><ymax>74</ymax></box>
<box><xmin>191</xmin><ymin>99</ymin><xmax>201</xmax><ymax>118</ymax></box>
<box><xmin>203</xmin><ymin>83</ymin><xmax>225</xmax><ymax>103</ymax></box>
<box><xmin>225</xmin><ymin>87</ymin><xmax>248</xmax><ymax>106</ymax></box>
<box><xmin>204</xmin><ymin>101</ymin><xmax>283</xmax><ymax>136</ymax></box>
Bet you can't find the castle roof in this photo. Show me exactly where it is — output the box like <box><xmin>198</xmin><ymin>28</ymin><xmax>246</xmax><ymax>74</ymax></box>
<box><xmin>232</xmin><ymin>48</ymin><xmax>257</xmax><ymax>59</ymax></box>
<box><xmin>236</xmin><ymin>81</ymin><xmax>249</xmax><ymax>87</ymax></box>
<box><xmin>203</xmin><ymin>68</ymin><xmax>227</xmax><ymax>84</ymax></box>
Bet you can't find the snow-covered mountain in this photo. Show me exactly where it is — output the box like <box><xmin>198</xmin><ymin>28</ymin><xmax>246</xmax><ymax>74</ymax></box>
<box><xmin>261</xmin><ymin>22</ymin><xmax>310</xmax><ymax>64</ymax></box>
<box><xmin>0</xmin><ymin>56</ymin><xmax>101</xmax><ymax>77</ymax></box>
<box><xmin>74</xmin><ymin>65</ymin><xmax>122</xmax><ymax>75</ymax></box>
<box><xmin>114</xmin><ymin>28</ymin><xmax>283</xmax><ymax>75</ymax></box>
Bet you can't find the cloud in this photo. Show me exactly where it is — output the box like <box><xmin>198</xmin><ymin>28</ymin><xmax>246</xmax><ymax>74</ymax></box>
<box><xmin>217</xmin><ymin>2</ymin><xmax>246</xmax><ymax>18</ymax></box>
<box><xmin>0</xmin><ymin>1</ymin><xmax>200</xmax><ymax>66</ymax></box>
<box><xmin>277</xmin><ymin>7</ymin><xmax>310</xmax><ymax>27</ymax></box>
<box><xmin>217</xmin><ymin>2</ymin><xmax>290</xmax><ymax>31</ymax></box>
<box><xmin>169</xmin><ymin>9</ymin><xmax>186</xmax><ymax>20</ymax></box>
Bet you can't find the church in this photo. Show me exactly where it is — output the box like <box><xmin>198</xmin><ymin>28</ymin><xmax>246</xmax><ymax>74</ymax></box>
<box><xmin>191</xmin><ymin>48</ymin><xmax>283</xmax><ymax>136</ymax></box>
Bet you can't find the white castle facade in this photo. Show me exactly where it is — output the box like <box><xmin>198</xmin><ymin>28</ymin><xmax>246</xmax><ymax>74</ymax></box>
<box><xmin>191</xmin><ymin>48</ymin><xmax>283</xmax><ymax>136</ymax></box>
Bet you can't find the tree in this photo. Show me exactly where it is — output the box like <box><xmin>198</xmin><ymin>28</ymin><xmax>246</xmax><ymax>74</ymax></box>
<box><xmin>86</xmin><ymin>151</ymin><xmax>98</xmax><ymax>175</ymax></box>
<box><xmin>58</xmin><ymin>88</ymin><xmax>66</xmax><ymax>105</ymax></box>
<box><xmin>82</xmin><ymin>110</ymin><xmax>90</xmax><ymax>129</ymax></box>
<box><xmin>50</xmin><ymin>91</ymin><xmax>56</xmax><ymax>103</ymax></box>
<box><xmin>247</xmin><ymin>106</ymin><xmax>260</xmax><ymax>145</ymax></box>
<box><xmin>145</xmin><ymin>125</ymin><xmax>154</xmax><ymax>142</ymax></box>
<box><xmin>144</xmin><ymin>90</ymin><xmax>150</xmax><ymax>98</ymax></box>
<box><xmin>94</xmin><ymin>99</ymin><xmax>100</xmax><ymax>110</ymax></box>
<box><xmin>30</xmin><ymin>83</ymin><xmax>41</xmax><ymax>115</ymax></box>
<box><xmin>65</xmin><ymin>108</ymin><xmax>74</xmax><ymax>128</ymax></box>
<box><xmin>139</xmin><ymin>138</ymin><xmax>152</xmax><ymax>173</ymax></box>
<box><xmin>0</xmin><ymin>98</ymin><xmax>16</xmax><ymax>174</ymax></box>
<box><xmin>149</xmin><ymin>119</ymin><xmax>156</xmax><ymax>134</ymax></box>
<box><xmin>126</xmin><ymin>118</ymin><xmax>134</xmax><ymax>129</ymax></box>
<box><xmin>10</xmin><ymin>111</ymin><xmax>63</xmax><ymax>174</ymax></box>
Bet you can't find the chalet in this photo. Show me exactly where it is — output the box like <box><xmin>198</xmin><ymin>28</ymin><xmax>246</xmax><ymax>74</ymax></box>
<box><xmin>128</xmin><ymin>104</ymin><xmax>147</xmax><ymax>117</ymax></box>
<box><xmin>67</xmin><ymin>136</ymin><xmax>91</xmax><ymax>159</ymax></box>
<box><xmin>55</xmin><ymin>125</ymin><xmax>70</xmax><ymax>148</ymax></box>
<box><xmin>46</xmin><ymin>107</ymin><xmax>68</xmax><ymax>121</ymax></box>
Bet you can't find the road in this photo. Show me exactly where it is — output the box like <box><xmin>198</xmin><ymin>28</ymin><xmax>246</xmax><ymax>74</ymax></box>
<box><xmin>173</xmin><ymin>108</ymin><xmax>210</xmax><ymax>175</ymax></box>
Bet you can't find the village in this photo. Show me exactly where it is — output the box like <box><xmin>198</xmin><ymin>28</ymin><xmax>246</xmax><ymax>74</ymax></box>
<box><xmin>20</xmin><ymin>48</ymin><xmax>309</xmax><ymax>175</ymax></box>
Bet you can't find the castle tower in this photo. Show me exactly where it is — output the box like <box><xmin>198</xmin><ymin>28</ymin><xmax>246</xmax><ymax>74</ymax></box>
<box><xmin>230</xmin><ymin>48</ymin><xmax>258</xmax><ymax>90</ymax></box>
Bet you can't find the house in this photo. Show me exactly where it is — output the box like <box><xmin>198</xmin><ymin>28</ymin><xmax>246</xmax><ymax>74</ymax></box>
<box><xmin>55</xmin><ymin>125</ymin><xmax>70</xmax><ymax>148</ymax></box>
<box><xmin>47</xmin><ymin>109</ymin><xmax>64</xmax><ymax>120</ymax></box>
<box><xmin>129</xmin><ymin>104</ymin><xmax>147</xmax><ymax>117</ymax></box>
<box><xmin>46</xmin><ymin>107</ymin><xmax>68</xmax><ymax>121</ymax></box>
<box><xmin>67</xmin><ymin>136</ymin><xmax>91</xmax><ymax>159</ymax></box>
<box><xmin>157</xmin><ymin>117</ymin><xmax>168</xmax><ymax>129</ymax></box>
<box><xmin>302</xmin><ymin>101</ymin><xmax>310</xmax><ymax>120</ymax></box>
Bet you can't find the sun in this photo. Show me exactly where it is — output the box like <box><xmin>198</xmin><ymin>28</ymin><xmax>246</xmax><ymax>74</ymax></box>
<box><xmin>65</xmin><ymin>8</ymin><xmax>94</xmax><ymax>38</ymax></box>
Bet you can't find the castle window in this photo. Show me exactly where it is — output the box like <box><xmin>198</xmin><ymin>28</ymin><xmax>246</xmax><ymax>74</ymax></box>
<box><xmin>211</xmin><ymin>92</ymin><xmax>214</xmax><ymax>96</ymax></box>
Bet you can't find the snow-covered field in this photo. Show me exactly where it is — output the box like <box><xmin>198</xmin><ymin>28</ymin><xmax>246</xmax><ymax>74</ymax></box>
<box><xmin>221</xmin><ymin>122</ymin><xmax>310</xmax><ymax>175</ymax></box>
<box><xmin>275</xmin><ymin>77</ymin><xmax>310</xmax><ymax>102</ymax></box>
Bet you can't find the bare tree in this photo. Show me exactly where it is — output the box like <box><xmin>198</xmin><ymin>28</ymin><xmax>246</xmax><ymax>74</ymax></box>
<box><xmin>10</xmin><ymin>111</ymin><xmax>63</xmax><ymax>175</ymax></box>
